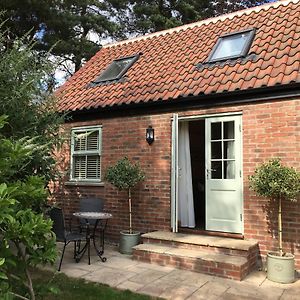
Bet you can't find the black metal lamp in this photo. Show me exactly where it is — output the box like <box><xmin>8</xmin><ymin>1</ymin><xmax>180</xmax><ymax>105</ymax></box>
<box><xmin>146</xmin><ymin>126</ymin><xmax>154</xmax><ymax>145</ymax></box>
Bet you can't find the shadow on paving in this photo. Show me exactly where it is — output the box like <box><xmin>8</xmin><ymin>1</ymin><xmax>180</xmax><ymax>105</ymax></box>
<box><xmin>46</xmin><ymin>243</ymin><xmax>300</xmax><ymax>300</ymax></box>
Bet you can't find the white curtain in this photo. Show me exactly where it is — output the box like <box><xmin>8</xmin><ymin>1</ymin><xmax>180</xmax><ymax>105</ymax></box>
<box><xmin>178</xmin><ymin>122</ymin><xmax>195</xmax><ymax>228</ymax></box>
<box><xmin>226</xmin><ymin>141</ymin><xmax>235</xmax><ymax>179</ymax></box>
<box><xmin>225</xmin><ymin>122</ymin><xmax>235</xmax><ymax>179</ymax></box>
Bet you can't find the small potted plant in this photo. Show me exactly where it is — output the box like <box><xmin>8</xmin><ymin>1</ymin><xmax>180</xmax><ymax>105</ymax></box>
<box><xmin>249</xmin><ymin>158</ymin><xmax>300</xmax><ymax>283</ymax></box>
<box><xmin>105</xmin><ymin>157</ymin><xmax>145</xmax><ymax>254</ymax></box>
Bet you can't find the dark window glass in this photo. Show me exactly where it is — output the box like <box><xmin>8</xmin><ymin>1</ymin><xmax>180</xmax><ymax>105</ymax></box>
<box><xmin>211</xmin><ymin>122</ymin><xmax>221</xmax><ymax>140</ymax></box>
<box><xmin>211</xmin><ymin>161</ymin><xmax>222</xmax><ymax>179</ymax></box>
<box><xmin>211</xmin><ymin>141</ymin><xmax>222</xmax><ymax>159</ymax></box>
<box><xmin>224</xmin><ymin>121</ymin><xmax>235</xmax><ymax>139</ymax></box>
<box><xmin>94</xmin><ymin>55</ymin><xmax>138</xmax><ymax>83</ymax></box>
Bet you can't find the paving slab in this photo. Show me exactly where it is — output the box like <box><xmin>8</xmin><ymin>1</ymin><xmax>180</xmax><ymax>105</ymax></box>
<box><xmin>162</xmin><ymin>269</ymin><xmax>210</xmax><ymax>287</ymax></box>
<box><xmin>125</xmin><ymin>265</ymin><xmax>151</xmax><ymax>274</ymax></box>
<box><xmin>186</xmin><ymin>281</ymin><xmax>229</xmax><ymax>300</ymax></box>
<box><xmin>70</xmin><ymin>260</ymin><xmax>108</xmax><ymax>272</ymax></box>
<box><xmin>117</xmin><ymin>280</ymin><xmax>145</xmax><ymax>292</ymax></box>
<box><xmin>137</xmin><ymin>284</ymin><xmax>164</xmax><ymax>298</ymax></box>
<box><xmin>210</xmin><ymin>276</ymin><xmax>238</xmax><ymax>288</ymax></box>
<box><xmin>129</xmin><ymin>269</ymin><xmax>167</xmax><ymax>285</ymax></box>
<box><xmin>59</xmin><ymin>265</ymin><xmax>91</xmax><ymax>278</ymax></box>
<box><xmin>280</xmin><ymin>288</ymin><xmax>300</xmax><ymax>300</ymax></box>
<box><xmin>82</xmin><ymin>266</ymin><xmax>136</xmax><ymax>287</ymax></box>
<box><xmin>52</xmin><ymin>243</ymin><xmax>300</xmax><ymax>300</ymax></box>
<box><xmin>99</xmin><ymin>255</ymin><xmax>139</xmax><ymax>270</ymax></box>
<box><xmin>260</xmin><ymin>277</ymin><xmax>300</xmax><ymax>289</ymax></box>
<box><xmin>242</xmin><ymin>270</ymin><xmax>266</xmax><ymax>286</ymax></box>
<box><xmin>136</xmin><ymin>261</ymin><xmax>176</xmax><ymax>273</ymax></box>
<box><xmin>225</xmin><ymin>281</ymin><xmax>284</xmax><ymax>300</ymax></box>
<box><xmin>220</xmin><ymin>293</ymin><xmax>260</xmax><ymax>300</ymax></box>
<box><xmin>160</xmin><ymin>284</ymin><xmax>199</xmax><ymax>300</ymax></box>
<box><xmin>138</xmin><ymin>277</ymin><xmax>179</xmax><ymax>297</ymax></box>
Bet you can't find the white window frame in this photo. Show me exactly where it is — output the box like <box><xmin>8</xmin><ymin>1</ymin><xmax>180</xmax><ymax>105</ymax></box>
<box><xmin>70</xmin><ymin>125</ymin><xmax>102</xmax><ymax>182</ymax></box>
<box><xmin>207</xmin><ymin>28</ymin><xmax>256</xmax><ymax>63</ymax></box>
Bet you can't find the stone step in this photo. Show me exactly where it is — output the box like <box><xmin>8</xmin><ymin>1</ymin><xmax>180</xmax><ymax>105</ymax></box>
<box><xmin>132</xmin><ymin>243</ymin><xmax>250</xmax><ymax>281</ymax></box>
<box><xmin>142</xmin><ymin>231</ymin><xmax>258</xmax><ymax>257</ymax></box>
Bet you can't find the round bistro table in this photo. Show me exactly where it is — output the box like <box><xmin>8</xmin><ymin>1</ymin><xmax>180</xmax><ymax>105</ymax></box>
<box><xmin>73</xmin><ymin>212</ymin><xmax>112</xmax><ymax>265</ymax></box>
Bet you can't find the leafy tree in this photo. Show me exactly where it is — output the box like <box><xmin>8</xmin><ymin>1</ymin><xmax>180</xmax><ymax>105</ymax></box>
<box><xmin>105</xmin><ymin>157</ymin><xmax>145</xmax><ymax>234</ymax></box>
<box><xmin>0</xmin><ymin>27</ymin><xmax>62</xmax><ymax>299</ymax></box>
<box><xmin>0</xmin><ymin>1</ymin><xmax>120</xmax><ymax>74</ymax></box>
<box><xmin>108</xmin><ymin>0</ymin><xmax>270</xmax><ymax>35</ymax></box>
<box><xmin>0</xmin><ymin>24</ymin><xmax>63</xmax><ymax>182</ymax></box>
<box><xmin>249</xmin><ymin>158</ymin><xmax>300</xmax><ymax>256</ymax></box>
<box><xmin>1</xmin><ymin>1</ymin><xmax>271</xmax><ymax>78</ymax></box>
<box><xmin>0</xmin><ymin>116</ymin><xmax>57</xmax><ymax>300</ymax></box>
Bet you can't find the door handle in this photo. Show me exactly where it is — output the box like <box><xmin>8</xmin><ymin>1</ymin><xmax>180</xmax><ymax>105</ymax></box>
<box><xmin>206</xmin><ymin>168</ymin><xmax>216</xmax><ymax>179</ymax></box>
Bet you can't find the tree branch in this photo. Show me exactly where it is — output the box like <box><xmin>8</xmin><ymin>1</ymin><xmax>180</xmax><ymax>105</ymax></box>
<box><xmin>15</xmin><ymin>242</ymin><xmax>36</xmax><ymax>300</ymax></box>
<box><xmin>9</xmin><ymin>292</ymin><xmax>30</xmax><ymax>300</ymax></box>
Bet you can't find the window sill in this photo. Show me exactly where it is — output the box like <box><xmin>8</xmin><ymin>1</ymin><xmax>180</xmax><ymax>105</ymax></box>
<box><xmin>65</xmin><ymin>181</ymin><xmax>105</xmax><ymax>187</ymax></box>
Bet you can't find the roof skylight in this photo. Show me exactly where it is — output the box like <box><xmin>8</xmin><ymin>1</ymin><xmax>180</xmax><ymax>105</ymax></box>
<box><xmin>208</xmin><ymin>29</ymin><xmax>255</xmax><ymax>62</ymax></box>
<box><xmin>93</xmin><ymin>54</ymin><xmax>139</xmax><ymax>83</ymax></box>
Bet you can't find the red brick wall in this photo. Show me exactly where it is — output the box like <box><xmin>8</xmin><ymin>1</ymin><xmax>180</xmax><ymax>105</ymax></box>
<box><xmin>52</xmin><ymin>114</ymin><xmax>172</xmax><ymax>240</ymax></box>
<box><xmin>242</xmin><ymin>99</ymin><xmax>300</xmax><ymax>267</ymax></box>
<box><xmin>52</xmin><ymin>98</ymin><xmax>300</xmax><ymax>268</ymax></box>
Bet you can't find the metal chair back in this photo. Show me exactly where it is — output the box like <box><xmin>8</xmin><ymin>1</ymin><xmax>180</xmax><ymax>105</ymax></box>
<box><xmin>49</xmin><ymin>207</ymin><xmax>66</xmax><ymax>242</ymax></box>
<box><xmin>79</xmin><ymin>198</ymin><xmax>104</xmax><ymax>226</ymax></box>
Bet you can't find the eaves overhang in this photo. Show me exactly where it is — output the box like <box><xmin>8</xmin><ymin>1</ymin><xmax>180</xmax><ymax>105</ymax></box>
<box><xmin>63</xmin><ymin>82</ymin><xmax>300</xmax><ymax>122</ymax></box>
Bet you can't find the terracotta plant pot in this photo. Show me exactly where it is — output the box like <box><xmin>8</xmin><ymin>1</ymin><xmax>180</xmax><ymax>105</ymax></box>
<box><xmin>267</xmin><ymin>252</ymin><xmax>295</xmax><ymax>283</ymax></box>
<box><xmin>119</xmin><ymin>231</ymin><xmax>140</xmax><ymax>254</ymax></box>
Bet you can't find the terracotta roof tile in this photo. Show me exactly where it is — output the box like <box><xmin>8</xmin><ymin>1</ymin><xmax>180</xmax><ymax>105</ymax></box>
<box><xmin>56</xmin><ymin>0</ymin><xmax>300</xmax><ymax>112</ymax></box>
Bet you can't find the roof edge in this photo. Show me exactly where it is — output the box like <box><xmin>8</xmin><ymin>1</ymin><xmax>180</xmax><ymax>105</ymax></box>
<box><xmin>63</xmin><ymin>82</ymin><xmax>300</xmax><ymax>118</ymax></box>
<box><xmin>103</xmin><ymin>0</ymin><xmax>298</xmax><ymax>48</ymax></box>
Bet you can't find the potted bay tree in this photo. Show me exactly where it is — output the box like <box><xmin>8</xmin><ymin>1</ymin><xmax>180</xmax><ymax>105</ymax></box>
<box><xmin>105</xmin><ymin>157</ymin><xmax>145</xmax><ymax>254</ymax></box>
<box><xmin>249</xmin><ymin>158</ymin><xmax>300</xmax><ymax>283</ymax></box>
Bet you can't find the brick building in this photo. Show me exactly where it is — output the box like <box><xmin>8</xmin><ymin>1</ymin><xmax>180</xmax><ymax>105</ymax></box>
<box><xmin>55</xmin><ymin>0</ymin><xmax>300</xmax><ymax>279</ymax></box>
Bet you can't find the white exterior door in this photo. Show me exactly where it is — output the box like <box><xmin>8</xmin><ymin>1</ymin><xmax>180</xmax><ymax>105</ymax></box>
<box><xmin>171</xmin><ymin>114</ymin><xmax>179</xmax><ymax>232</ymax></box>
<box><xmin>205</xmin><ymin>115</ymin><xmax>243</xmax><ymax>233</ymax></box>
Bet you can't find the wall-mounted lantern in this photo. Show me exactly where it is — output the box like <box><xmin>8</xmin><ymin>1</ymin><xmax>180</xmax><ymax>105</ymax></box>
<box><xmin>146</xmin><ymin>126</ymin><xmax>154</xmax><ymax>145</ymax></box>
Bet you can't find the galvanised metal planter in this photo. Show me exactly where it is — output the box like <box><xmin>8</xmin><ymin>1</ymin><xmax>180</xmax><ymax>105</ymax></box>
<box><xmin>267</xmin><ymin>252</ymin><xmax>295</xmax><ymax>283</ymax></box>
<box><xmin>119</xmin><ymin>231</ymin><xmax>140</xmax><ymax>254</ymax></box>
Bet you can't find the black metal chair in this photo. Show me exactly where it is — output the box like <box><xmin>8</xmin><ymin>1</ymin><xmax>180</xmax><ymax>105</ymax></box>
<box><xmin>80</xmin><ymin>197</ymin><xmax>104</xmax><ymax>212</ymax></box>
<box><xmin>78</xmin><ymin>198</ymin><xmax>106</xmax><ymax>259</ymax></box>
<box><xmin>49</xmin><ymin>207</ymin><xmax>86</xmax><ymax>271</ymax></box>
<box><xmin>79</xmin><ymin>198</ymin><xmax>104</xmax><ymax>227</ymax></box>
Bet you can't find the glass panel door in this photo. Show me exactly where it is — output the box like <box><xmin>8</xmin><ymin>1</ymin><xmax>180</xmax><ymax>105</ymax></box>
<box><xmin>209</xmin><ymin>120</ymin><xmax>235</xmax><ymax>180</ymax></box>
<box><xmin>205</xmin><ymin>115</ymin><xmax>242</xmax><ymax>234</ymax></box>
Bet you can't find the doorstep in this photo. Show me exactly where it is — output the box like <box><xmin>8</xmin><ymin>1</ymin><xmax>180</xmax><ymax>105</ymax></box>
<box><xmin>132</xmin><ymin>231</ymin><xmax>259</xmax><ymax>281</ymax></box>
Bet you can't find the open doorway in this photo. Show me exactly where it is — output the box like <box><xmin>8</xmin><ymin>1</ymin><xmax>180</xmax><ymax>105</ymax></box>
<box><xmin>175</xmin><ymin>114</ymin><xmax>243</xmax><ymax>234</ymax></box>
<box><xmin>189</xmin><ymin>120</ymin><xmax>206</xmax><ymax>229</ymax></box>
<box><xmin>178</xmin><ymin>119</ymin><xmax>206</xmax><ymax>230</ymax></box>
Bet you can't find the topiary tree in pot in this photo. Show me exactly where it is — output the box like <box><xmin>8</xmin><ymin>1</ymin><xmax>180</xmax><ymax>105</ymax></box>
<box><xmin>105</xmin><ymin>157</ymin><xmax>145</xmax><ymax>254</ymax></box>
<box><xmin>249</xmin><ymin>158</ymin><xmax>300</xmax><ymax>283</ymax></box>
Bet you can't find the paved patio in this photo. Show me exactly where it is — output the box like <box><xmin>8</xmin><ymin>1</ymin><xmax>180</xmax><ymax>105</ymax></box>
<box><xmin>50</xmin><ymin>243</ymin><xmax>300</xmax><ymax>300</ymax></box>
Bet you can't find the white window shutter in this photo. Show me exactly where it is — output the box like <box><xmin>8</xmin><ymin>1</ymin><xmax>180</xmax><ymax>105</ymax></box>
<box><xmin>74</xmin><ymin>156</ymin><xmax>87</xmax><ymax>179</ymax></box>
<box><xmin>86</xmin><ymin>156</ymin><xmax>100</xmax><ymax>179</ymax></box>
<box><xmin>87</xmin><ymin>131</ymin><xmax>99</xmax><ymax>151</ymax></box>
<box><xmin>71</xmin><ymin>126</ymin><xmax>102</xmax><ymax>181</ymax></box>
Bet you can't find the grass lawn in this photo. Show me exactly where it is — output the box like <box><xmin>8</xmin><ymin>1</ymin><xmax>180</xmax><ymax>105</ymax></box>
<box><xmin>32</xmin><ymin>269</ymin><xmax>159</xmax><ymax>300</ymax></box>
